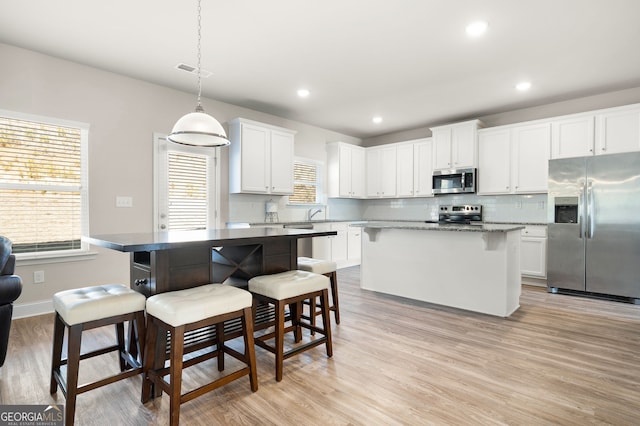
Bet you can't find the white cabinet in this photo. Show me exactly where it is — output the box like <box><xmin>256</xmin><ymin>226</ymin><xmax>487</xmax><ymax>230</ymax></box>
<box><xmin>551</xmin><ymin>115</ymin><xmax>595</xmax><ymax>159</ymax></box>
<box><xmin>228</xmin><ymin>118</ymin><xmax>295</xmax><ymax>195</ymax></box>
<box><xmin>478</xmin><ymin>123</ymin><xmax>550</xmax><ymax>195</ymax></box>
<box><xmin>396</xmin><ymin>143</ymin><xmax>414</xmax><ymax>198</ymax></box>
<box><xmin>396</xmin><ymin>139</ymin><xmax>434</xmax><ymax>198</ymax></box>
<box><xmin>595</xmin><ymin>105</ymin><xmax>640</xmax><ymax>155</ymax></box>
<box><xmin>512</xmin><ymin>123</ymin><xmax>551</xmax><ymax>193</ymax></box>
<box><xmin>520</xmin><ymin>225</ymin><xmax>547</xmax><ymax>279</ymax></box>
<box><xmin>478</xmin><ymin>128</ymin><xmax>511</xmax><ymax>194</ymax></box>
<box><xmin>347</xmin><ymin>225</ymin><xmax>362</xmax><ymax>261</ymax></box>
<box><xmin>311</xmin><ymin>222</ymin><xmax>361</xmax><ymax>268</ymax></box>
<box><xmin>366</xmin><ymin>145</ymin><xmax>397</xmax><ymax>198</ymax></box>
<box><xmin>431</xmin><ymin>120</ymin><xmax>482</xmax><ymax>170</ymax></box>
<box><xmin>327</xmin><ymin>142</ymin><xmax>365</xmax><ymax>198</ymax></box>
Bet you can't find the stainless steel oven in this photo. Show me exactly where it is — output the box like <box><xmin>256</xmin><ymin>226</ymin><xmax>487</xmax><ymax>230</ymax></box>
<box><xmin>432</xmin><ymin>168</ymin><xmax>476</xmax><ymax>194</ymax></box>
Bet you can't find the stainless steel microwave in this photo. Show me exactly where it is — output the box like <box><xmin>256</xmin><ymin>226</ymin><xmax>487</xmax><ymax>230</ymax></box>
<box><xmin>432</xmin><ymin>168</ymin><xmax>476</xmax><ymax>194</ymax></box>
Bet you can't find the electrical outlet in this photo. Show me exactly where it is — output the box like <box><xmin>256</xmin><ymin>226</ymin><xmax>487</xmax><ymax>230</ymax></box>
<box><xmin>116</xmin><ymin>196</ymin><xmax>133</xmax><ymax>208</ymax></box>
<box><xmin>33</xmin><ymin>270</ymin><xmax>45</xmax><ymax>284</ymax></box>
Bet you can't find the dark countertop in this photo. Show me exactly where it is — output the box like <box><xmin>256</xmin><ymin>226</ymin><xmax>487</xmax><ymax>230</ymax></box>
<box><xmin>84</xmin><ymin>227</ymin><xmax>336</xmax><ymax>252</ymax></box>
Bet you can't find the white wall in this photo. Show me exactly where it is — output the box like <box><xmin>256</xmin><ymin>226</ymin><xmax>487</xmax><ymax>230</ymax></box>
<box><xmin>0</xmin><ymin>43</ymin><xmax>359</xmax><ymax>316</ymax></box>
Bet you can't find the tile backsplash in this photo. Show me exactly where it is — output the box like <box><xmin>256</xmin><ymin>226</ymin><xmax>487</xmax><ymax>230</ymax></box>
<box><xmin>359</xmin><ymin>194</ymin><xmax>548</xmax><ymax>223</ymax></box>
<box><xmin>229</xmin><ymin>193</ymin><xmax>548</xmax><ymax>224</ymax></box>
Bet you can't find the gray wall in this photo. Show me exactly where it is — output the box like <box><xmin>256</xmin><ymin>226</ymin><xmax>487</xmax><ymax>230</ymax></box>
<box><xmin>363</xmin><ymin>86</ymin><xmax>640</xmax><ymax>146</ymax></box>
<box><xmin>0</xmin><ymin>42</ymin><xmax>359</xmax><ymax>316</ymax></box>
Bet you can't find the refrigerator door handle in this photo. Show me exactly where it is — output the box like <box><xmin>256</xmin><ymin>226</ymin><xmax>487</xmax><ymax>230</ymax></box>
<box><xmin>578</xmin><ymin>181</ymin><xmax>585</xmax><ymax>239</ymax></box>
<box><xmin>587</xmin><ymin>180</ymin><xmax>594</xmax><ymax>239</ymax></box>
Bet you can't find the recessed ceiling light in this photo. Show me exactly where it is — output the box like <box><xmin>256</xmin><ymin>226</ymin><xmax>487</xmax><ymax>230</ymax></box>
<box><xmin>372</xmin><ymin>116</ymin><xmax>383</xmax><ymax>124</ymax></box>
<box><xmin>297</xmin><ymin>89</ymin><xmax>310</xmax><ymax>98</ymax></box>
<box><xmin>466</xmin><ymin>21</ymin><xmax>488</xmax><ymax>37</ymax></box>
<box><xmin>516</xmin><ymin>81</ymin><xmax>532</xmax><ymax>91</ymax></box>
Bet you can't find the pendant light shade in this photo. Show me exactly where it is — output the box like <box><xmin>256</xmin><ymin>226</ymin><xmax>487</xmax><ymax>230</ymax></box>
<box><xmin>168</xmin><ymin>106</ymin><xmax>229</xmax><ymax>147</ymax></box>
<box><xmin>168</xmin><ymin>0</ymin><xmax>229</xmax><ymax>147</ymax></box>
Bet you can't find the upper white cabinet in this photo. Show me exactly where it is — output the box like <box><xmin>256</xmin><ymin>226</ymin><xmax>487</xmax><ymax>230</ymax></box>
<box><xmin>550</xmin><ymin>104</ymin><xmax>640</xmax><ymax>159</ymax></box>
<box><xmin>478</xmin><ymin>128</ymin><xmax>511</xmax><ymax>194</ymax></box>
<box><xmin>431</xmin><ymin>119</ymin><xmax>482</xmax><ymax>170</ymax></box>
<box><xmin>551</xmin><ymin>115</ymin><xmax>595</xmax><ymax>159</ymax></box>
<box><xmin>595</xmin><ymin>105</ymin><xmax>640</xmax><ymax>155</ymax></box>
<box><xmin>229</xmin><ymin>118</ymin><xmax>296</xmax><ymax>195</ymax></box>
<box><xmin>327</xmin><ymin>142</ymin><xmax>365</xmax><ymax>198</ymax></box>
<box><xmin>366</xmin><ymin>145</ymin><xmax>397</xmax><ymax>198</ymax></box>
<box><xmin>478</xmin><ymin>122</ymin><xmax>550</xmax><ymax>195</ymax></box>
<box><xmin>396</xmin><ymin>139</ymin><xmax>434</xmax><ymax>197</ymax></box>
<box><xmin>512</xmin><ymin>122</ymin><xmax>551</xmax><ymax>193</ymax></box>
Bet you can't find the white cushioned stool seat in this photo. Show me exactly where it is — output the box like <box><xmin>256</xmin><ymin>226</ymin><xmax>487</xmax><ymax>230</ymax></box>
<box><xmin>249</xmin><ymin>270</ymin><xmax>329</xmax><ymax>300</ymax></box>
<box><xmin>53</xmin><ymin>284</ymin><xmax>146</xmax><ymax>326</ymax></box>
<box><xmin>297</xmin><ymin>257</ymin><xmax>337</xmax><ymax>275</ymax></box>
<box><xmin>146</xmin><ymin>284</ymin><xmax>252</xmax><ymax>327</ymax></box>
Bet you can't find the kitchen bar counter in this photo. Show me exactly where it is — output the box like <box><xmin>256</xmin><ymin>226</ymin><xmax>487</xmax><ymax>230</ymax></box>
<box><xmin>84</xmin><ymin>227</ymin><xmax>336</xmax><ymax>296</ymax></box>
<box><xmin>357</xmin><ymin>222</ymin><xmax>522</xmax><ymax>317</ymax></box>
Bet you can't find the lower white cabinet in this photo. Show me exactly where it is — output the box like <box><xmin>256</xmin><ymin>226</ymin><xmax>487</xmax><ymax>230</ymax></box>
<box><xmin>520</xmin><ymin>225</ymin><xmax>547</xmax><ymax>279</ymax></box>
<box><xmin>311</xmin><ymin>222</ymin><xmax>361</xmax><ymax>268</ymax></box>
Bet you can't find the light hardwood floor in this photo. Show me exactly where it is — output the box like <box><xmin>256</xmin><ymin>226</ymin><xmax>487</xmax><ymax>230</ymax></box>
<box><xmin>1</xmin><ymin>266</ymin><xmax>639</xmax><ymax>425</ymax></box>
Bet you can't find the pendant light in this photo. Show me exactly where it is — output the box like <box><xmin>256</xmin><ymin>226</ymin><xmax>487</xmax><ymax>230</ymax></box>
<box><xmin>168</xmin><ymin>0</ymin><xmax>230</xmax><ymax>147</ymax></box>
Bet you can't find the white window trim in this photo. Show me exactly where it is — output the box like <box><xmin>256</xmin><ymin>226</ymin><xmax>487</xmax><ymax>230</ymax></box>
<box><xmin>153</xmin><ymin>132</ymin><xmax>222</xmax><ymax>231</ymax></box>
<box><xmin>0</xmin><ymin>109</ymin><xmax>93</xmax><ymax>265</ymax></box>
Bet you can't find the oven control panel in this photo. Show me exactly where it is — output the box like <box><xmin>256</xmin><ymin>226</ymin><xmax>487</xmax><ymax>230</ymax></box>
<box><xmin>438</xmin><ymin>204</ymin><xmax>483</xmax><ymax>223</ymax></box>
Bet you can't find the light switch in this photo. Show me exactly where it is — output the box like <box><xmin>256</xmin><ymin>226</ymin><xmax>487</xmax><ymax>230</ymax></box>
<box><xmin>116</xmin><ymin>196</ymin><xmax>133</xmax><ymax>208</ymax></box>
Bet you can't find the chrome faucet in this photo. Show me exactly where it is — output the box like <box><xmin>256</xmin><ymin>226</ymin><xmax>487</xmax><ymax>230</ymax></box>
<box><xmin>308</xmin><ymin>208</ymin><xmax>323</xmax><ymax>221</ymax></box>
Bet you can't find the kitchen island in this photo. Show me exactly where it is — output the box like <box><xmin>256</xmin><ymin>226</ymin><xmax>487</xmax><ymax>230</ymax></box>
<box><xmin>84</xmin><ymin>227</ymin><xmax>336</xmax><ymax>296</ymax></box>
<box><xmin>352</xmin><ymin>222</ymin><xmax>524</xmax><ymax>317</ymax></box>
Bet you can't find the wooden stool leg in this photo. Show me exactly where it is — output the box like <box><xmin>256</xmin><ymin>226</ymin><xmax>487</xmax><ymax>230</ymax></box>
<box><xmin>216</xmin><ymin>322</ymin><xmax>225</xmax><ymax>371</ymax></box>
<box><xmin>50</xmin><ymin>313</ymin><xmax>65</xmax><ymax>394</ymax></box>
<box><xmin>242</xmin><ymin>307</ymin><xmax>258</xmax><ymax>392</ymax></box>
<box><xmin>169</xmin><ymin>325</ymin><xmax>185</xmax><ymax>426</ymax></box>
<box><xmin>320</xmin><ymin>289</ymin><xmax>333</xmax><ymax>357</ymax></box>
<box><xmin>133</xmin><ymin>311</ymin><xmax>146</xmax><ymax>367</ymax></box>
<box><xmin>115</xmin><ymin>322</ymin><xmax>126</xmax><ymax>371</ymax></box>
<box><xmin>65</xmin><ymin>324</ymin><xmax>83</xmax><ymax>426</ymax></box>
<box><xmin>330</xmin><ymin>271</ymin><xmax>340</xmax><ymax>324</ymax></box>
<box><xmin>141</xmin><ymin>316</ymin><xmax>158</xmax><ymax>404</ymax></box>
<box><xmin>275</xmin><ymin>300</ymin><xmax>285</xmax><ymax>382</ymax></box>
<box><xmin>309</xmin><ymin>296</ymin><xmax>317</xmax><ymax>336</ymax></box>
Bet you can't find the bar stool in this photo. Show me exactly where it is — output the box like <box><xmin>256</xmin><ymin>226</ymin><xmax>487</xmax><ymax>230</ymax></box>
<box><xmin>50</xmin><ymin>284</ymin><xmax>146</xmax><ymax>426</ymax></box>
<box><xmin>298</xmin><ymin>257</ymin><xmax>340</xmax><ymax>325</ymax></box>
<box><xmin>249</xmin><ymin>270</ymin><xmax>332</xmax><ymax>382</ymax></box>
<box><xmin>141</xmin><ymin>284</ymin><xmax>258</xmax><ymax>426</ymax></box>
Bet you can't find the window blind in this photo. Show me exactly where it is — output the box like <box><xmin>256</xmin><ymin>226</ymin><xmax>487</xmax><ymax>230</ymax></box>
<box><xmin>290</xmin><ymin>161</ymin><xmax>319</xmax><ymax>204</ymax></box>
<box><xmin>0</xmin><ymin>115</ymin><xmax>85</xmax><ymax>254</ymax></box>
<box><xmin>167</xmin><ymin>151</ymin><xmax>208</xmax><ymax>230</ymax></box>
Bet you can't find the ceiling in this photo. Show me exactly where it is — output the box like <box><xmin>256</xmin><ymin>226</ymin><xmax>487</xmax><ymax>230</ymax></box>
<box><xmin>2</xmin><ymin>0</ymin><xmax>640</xmax><ymax>139</ymax></box>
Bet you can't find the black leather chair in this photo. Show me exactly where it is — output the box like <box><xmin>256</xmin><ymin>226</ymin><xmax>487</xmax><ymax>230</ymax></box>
<box><xmin>0</xmin><ymin>236</ymin><xmax>23</xmax><ymax>367</ymax></box>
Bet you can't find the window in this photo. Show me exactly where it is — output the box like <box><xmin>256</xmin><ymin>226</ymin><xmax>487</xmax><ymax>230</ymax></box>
<box><xmin>154</xmin><ymin>134</ymin><xmax>219</xmax><ymax>231</ymax></box>
<box><xmin>0</xmin><ymin>110</ymin><xmax>89</xmax><ymax>255</ymax></box>
<box><xmin>289</xmin><ymin>159</ymin><xmax>322</xmax><ymax>204</ymax></box>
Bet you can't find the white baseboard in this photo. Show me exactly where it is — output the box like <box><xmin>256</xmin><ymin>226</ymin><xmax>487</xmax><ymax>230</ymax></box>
<box><xmin>12</xmin><ymin>300</ymin><xmax>54</xmax><ymax>319</ymax></box>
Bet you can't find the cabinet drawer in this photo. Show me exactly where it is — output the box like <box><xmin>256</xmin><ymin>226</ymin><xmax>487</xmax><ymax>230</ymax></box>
<box><xmin>132</xmin><ymin>266</ymin><xmax>152</xmax><ymax>297</ymax></box>
<box><xmin>521</xmin><ymin>225</ymin><xmax>547</xmax><ymax>238</ymax></box>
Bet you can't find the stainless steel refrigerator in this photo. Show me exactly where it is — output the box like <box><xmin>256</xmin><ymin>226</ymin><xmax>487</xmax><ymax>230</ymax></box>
<box><xmin>547</xmin><ymin>151</ymin><xmax>640</xmax><ymax>300</ymax></box>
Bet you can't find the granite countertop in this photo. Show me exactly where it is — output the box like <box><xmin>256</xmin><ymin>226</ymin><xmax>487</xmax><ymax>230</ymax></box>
<box><xmin>229</xmin><ymin>219</ymin><xmax>545</xmax><ymax>228</ymax></box>
<box><xmin>351</xmin><ymin>221</ymin><xmax>525</xmax><ymax>233</ymax></box>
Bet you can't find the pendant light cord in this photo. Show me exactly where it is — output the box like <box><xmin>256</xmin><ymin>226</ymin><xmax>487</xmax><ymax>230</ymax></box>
<box><xmin>196</xmin><ymin>0</ymin><xmax>203</xmax><ymax>111</ymax></box>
